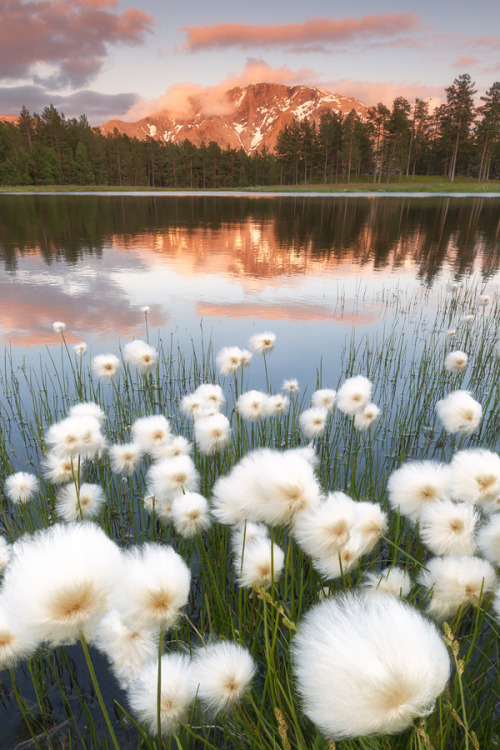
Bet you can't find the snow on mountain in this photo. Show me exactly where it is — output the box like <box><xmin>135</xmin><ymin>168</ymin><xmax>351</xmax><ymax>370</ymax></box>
<box><xmin>100</xmin><ymin>82</ymin><xmax>368</xmax><ymax>154</ymax></box>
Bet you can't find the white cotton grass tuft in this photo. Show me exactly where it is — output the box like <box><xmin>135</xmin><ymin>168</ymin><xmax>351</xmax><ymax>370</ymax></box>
<box><xmin>354</xmin><ymin>403</ymin><xmax>380</xmax><ymax>430</ymax></box>
<box><xmin>194</xmin><ymin>383</ymin><xmax>226</xmax><ymax>412</ymax></box>
<box><xmin>191</xmin><ymin>641</ymin><xmax>255</xmax><ymax>714</ymax></box>
<box><xmin>131</xmin><ymin>415</ymin><xmax>171</xmax><ymax>454</ymax></box>
<box><xmin>73</xmin><ymin>341</ymin><xmax>87</xmax><ymax>356</ymax></box>
<box><xmin>212</xmin><ymin>448</ymin><xmax>321</xmax><ymax>527</ymax></box>
<box><xmin>45</xmin><ymin>415</ymin><xmax>106</xmax><ymax>459</ymax></box>
<box><xmin>449</xmin><ymin>449</ymin><xmax>500</xmax><ymax>506</ymax></box>
<box><xmin>419</xmin><ymin>555</ymin><xmax>497</xmax><ymax>619</ymax></box>
<box><xmin>446</xmin><ymin>329</ymin><xmax>456</xmax><ymax>339</ymax></box>
<box><xmin>311</xmin><ymin>388</ymin><xmax>336</xmax><ymax>412</ymax></box>
<box><xmin>94</xmin><ymin>609</ymin><xmax>158</xmax><ymax>687</ymax></box>
<box><xmin>446</xmin><ymin>281</ymin><xmax>460</xmax><ymax>293</ymax></box>
<box><xmin>1</xmin><ymin>522</ymin><xmax>122</xmax><ymax>646</ymax></box>
<box><xmin>43</xmin><ymin>453</ymin><xmax>80</xmax><ymax>484</ymax></box>
<box><xmin>231</xmin><ymin>522</ymin><xmax>269</xmax><ymax>556</ymax></box>
<box><xmin>435</xmin><ymin>390</ymin><xmax>482</xmax><ymax>435</ymax></box>
<box><xmin>236</xmin><ymin>390</ymin><xmax>268</xmax><ymax>422</ymax></box>
<box><xmin>310</xmin><ymin>533</ymin><xmax>365</xmax><ymax>581</ymax></box>
<box><xmin>476</xmin><ymin>514</ymin><xmax>500</xmax><ymax>566</ymax></box>
<box><xmin>123</xmin><ymin>340</ymin><xmax>158</xmax><ymax>374</ymax></box>
<box><xmin>362</xmin><ymin>567</ymin><xmax>412</xmax><ymax>598</ymax></box>
<box><xmin>353</xmin><ymin>502</ymin><xmax>387</xmax><ymax>553</ymax></box>
<box><xmin>419</xmin><ymin>500</ymin><xmax>478</xmax><ymax>556</ymax></box>
<box><xmin>216</xmin><ymin>346</ymin><xmax>249</xmax><ymax>376</ymax></box>
<box><xmin>69</xmin><ymin>402</ymin><xmax>106</xmax><ymax>423</ymax></box>
<box><xmin>150</xmin><ymin>435</ymin><xmax>192</xmax><ymax>461</ymax></box>
<box><xmin>127</xmin><ymin>653</ymin><xmax>194</xmax><ymax>736</ymax></box>
<box><xmin>0</xmin><ymin>536</ymin><xmax>10</xmax><ymax>571</ymax></box>
<box><xmin>171</xmin><ymin>492</ymin><xmax>211</xmax><ymax>537</ymax></box>
<box><xmin>292</xmin><ymin>492</ymin><xmax>357</xmax><ymax>560</ymax></box>
<box><xmin>109</xmin><ymin>443</ymin><xmax>144</xmax><ymax>475</ymax></box>
<box><xmin>56</xmin><ymin>483</ymin><xmax>106</xmax><ymax>522</ymax></box>
<box><xmin>5</xmin><ymin>472</ymin><xmax>39</xmax><ymax>504</ymax></box>
<box><xmin>194</xmin><ymin>413</ymin><xmax>231</xmax><ymax>454</ymax></box>
<box><xmin>92</xmin><ymin>353</ymin><xmax>121</xmax><ymax>382</ymax></box>
<box><xmin>444</xmin><ymin>350</ymin><xmax>468</xmax><ymax>373</ymax></box>
<box><xmin>264</xmin><ymin>393</ymin><xmax>289</xmax><ymax>417</ymax></box>
<box><xmin>336</xmin><ymin>376</ymin><xmax>372</xmax><ymax>416</ymax></box>
<box><xmin>147</xmin><ymin>455</ymin><xmax>199</xmax><ymax>501</ymax></box>
<box><xmin>0</xmin><ymin>598</ymin><xmax>41</xmax><ymax>669</ymax></box>
<box><xmin>387</xmin><ymin>461</ymin><xmax>451</xmax><ymax>522</ymax></box>
<box><xmin>461</xmin><ymin>314</ymin><xmax>474</xmax><ymax>324</ymax></box>
<box><xmin>299</xmin><ymin>408</ymin><xmax>328</xmax><ymax>438</ymax></box>
<box><xmin>476</xmin><ymin>293</ymin><xmax>490</xmax><ymax>307</ymax></box>
<box><xmin>248</xmin><ymin>331</ymin><xmax>276</xmax><ymax>355</ymax></box>
<box><xmin>143</xmin><ymin>493</ymin><xmax>174</xmax><ymax>524</ymax></box>
<box><xmin>282</xmin><ymin>378</ymin><xmax>299</xmax><ymax>393</ymax></box>
<box><xmin>141</xmin><ymin>305</ymin><xmax>151</xmax><ymax>316</ymax></box>
<box><xmin>52</xmin><ymin>321</ymin><xmax>66</xmax><ymax>333</ymax></box>
<box><xmin>113</xmin><ymin>543</ymin><xmax>191</xmax><ymax>631</ymax></box>
<box><xmin>234</xmin><ymin>536</ymin><xmax>285</xmax><ymax>589</ymax></box>
<box><xmin>292</xmin><ymin>592</ymin><xmax>450</xmax><ymax>739</ymax></box>
<box><xmin>180</xmin><ymin>392</ymin><xmax>206</xmax><ymax>420</ymax></box>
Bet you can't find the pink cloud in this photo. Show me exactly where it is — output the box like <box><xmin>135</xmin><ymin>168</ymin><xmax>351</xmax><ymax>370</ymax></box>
<box><xmin>451</xmin><ymin>56</ymin><xmax>479</xmax><ymax>69</ymax></box>
<box><xmin>181</xmin><ymin>13</ymin><xmax>423</xmax><ymax>52</ymax></box>
<box><xmin>0</xmin><ymin>0</ymin><xmax>154</xmax><ymax>87</ymax></box>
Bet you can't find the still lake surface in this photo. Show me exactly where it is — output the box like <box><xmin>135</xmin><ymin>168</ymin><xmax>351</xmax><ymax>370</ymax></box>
<box><xmin>1</xmin><ymin>193</ymin><xmax>499</xmax><ymax>390</ymax></box>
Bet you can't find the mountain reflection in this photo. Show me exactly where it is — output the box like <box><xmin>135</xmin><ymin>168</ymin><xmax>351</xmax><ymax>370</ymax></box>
<box><xmin>1</xmin><ymin>195</ymin><xmax>499</xmax><ymax>283</ymax></box>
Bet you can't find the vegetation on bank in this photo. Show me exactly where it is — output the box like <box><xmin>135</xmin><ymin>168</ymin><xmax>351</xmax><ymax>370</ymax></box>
<box><xmin>1</xmin><ymin>283</ymin><xmax>500</xmax><ymax>749</ymax></box>
<box><xmin>1</xmin><ymin>74</ymin><xmax>500</xmax><ymax>188</ymax></box>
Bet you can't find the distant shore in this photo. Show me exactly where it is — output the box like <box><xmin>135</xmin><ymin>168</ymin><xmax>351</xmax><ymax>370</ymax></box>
<box><xmin>1</xmin><ymin>177</ymin><xmax>500</xmax><ymax>196</ymax></box>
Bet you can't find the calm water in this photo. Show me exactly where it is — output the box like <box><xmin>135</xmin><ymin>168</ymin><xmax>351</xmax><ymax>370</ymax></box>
<box><xmin>1</xmin><ymin>194</ymin><xmax>499</xmax><ymax>385</ymax></box>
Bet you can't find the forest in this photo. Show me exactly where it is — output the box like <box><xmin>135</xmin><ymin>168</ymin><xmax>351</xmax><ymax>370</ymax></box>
<box><xmin>0</xmin><ymin>75</ymin><xmax>499</xmax><ymax>188</ymax></box>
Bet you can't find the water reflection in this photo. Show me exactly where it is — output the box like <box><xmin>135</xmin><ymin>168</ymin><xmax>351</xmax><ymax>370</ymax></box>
<box><xmin>0</xmin><ymin>195</ymin><xmax>499</xmax><ymax>352</ymax></box>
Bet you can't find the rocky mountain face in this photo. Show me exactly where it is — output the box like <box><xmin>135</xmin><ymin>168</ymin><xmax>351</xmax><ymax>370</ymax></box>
<box><xmin>100</xmin><ymin>82</ymin><xmax>368</xmax><ymax>153</ymax></box>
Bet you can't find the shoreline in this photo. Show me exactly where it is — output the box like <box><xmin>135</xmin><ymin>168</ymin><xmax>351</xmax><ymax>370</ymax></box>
<box><xmin>2</xmin><ymin>188</ymin><xmax>500</xmax><ymax>198</ymax></box>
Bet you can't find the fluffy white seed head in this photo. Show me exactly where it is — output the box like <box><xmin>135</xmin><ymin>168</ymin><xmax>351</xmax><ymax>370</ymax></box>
<box><xmin>419</xmin><ymin>555</ymin><xmax>497</xmax><ymax>619</ymax></box>
<box><xmin>292</xmin><ymin>593</ymin><xmax>450</xmax><ymax>739</ymax></box>
<box><xmin>123</xmin><ymin>340</ymin><xmax>158</xmax><ymax>374</ymax></box>
<box><xmin>264</xmin><ymin>394</ymin><xmax>290</xmax><ymax>417</ymax></box>
<box><xmin>231</xmin><ymin>522</ymin><xmax>269</xmax><ymax>556</ymax></box>
<box><xmin>52</xmin><ymin>321</ymin><xmax>66</xmax><ymax>333</ymax></box>
<box><xmin>387</xmin><ymin>461</ymin><xmax>451</xmax><ymax>521</ymax></box>
<box><xmin>128</xmin><ymin>653</ymin><xmax>194</xmax><ymax>736</ymax></box>
<box><xmin>171</xmin><ymin>493</ymin><xmax>211</xmax><ymax>537</ymax></box>
<box><xmin>194</xmin><ymin>413</ymin><xmax>231</xmax><ymax>455</ymax></box>
<box><xmin>216</xmin><ymin>346</ymin><xmax>248</xmax><ymax>376</ymax></box>
<box><xmin>2</xmin><ymin>523</ymin><xmax>122</xmax><ymax>646</ymax></box>
<box><xmin>444</xmin><ymin>351</ymin><xmax>468</xmax><ymax>373</ymax></box>
<box><xmin>235</xmin><ymin>536</ymin><xmax>284</xmax><ymax>589</ymax></box>
<box><xmin>419</xmin><ymin>500</ymin><xmax>478</xmax><ymax>556</ymax></box>
<box><xmin>237</xmin><ymin>390</ymin><xmax>268</xmax><ymax>422</ymax></box>
<box><xmin>476</xmin><ymin>294</ymin><xmax>490</xmax><ymax>307</ymax></box>
<box><xmin>92</xmin><ymin>353</ymin><xmax>120</xmax><ymax>382</ymax></box>
<box><xmin>299</xmin><ymin>408</ymin><xmax>328</xmax><ymax>438</ymax></box>
<box><xmin>5</xmin><ymin>472</ymin><xmax>39</xmax><ymax>504</ymax></box>
<box><xmin>449</xmin><ymin>449</ymin><xmax>500</xmax><ymax>505</ymax></box>
<box><xmin>143</xmin><ymin>493</ymin><xmax>174</xmax><ymax>524</ymax></box>
<box><xmin>354</xmin><ymin>403</ymin><xmax>381</xmax><ymax>430</ymax></box>
<box><xmin>43</xmin><ymin>453</ymin><xmax>81</xmax><ymax>484</ymax></box>
<box><xmin>476</xmin><ymin>514</ymin><xmax>500</xmax><ymax>566</ymax></box>
<box><xmin>56</xmin><ymin>483</ymin><xmax>106</xmax><ymax>522</ymax></box>
<box><xmin>353</xmin><ymin>502</ymin><xmax>388</xmax><ymax>553</ymax></box>
<box><xmin>180</xmin><ymin>392</ymin><xmax>206</xmax><ymax>420</ymax></box>
<box><xmin>336</xmin><ymin>376</ymin><xmax>372</xmax><ymax>416</ymax></box>
<box><xmin>131</xmin><ymin>415</ymin><xmax>171</xmax><ymax>455</ymax></box>
<box><xmin>0</xmin><ymin>598</ymin><xmax>41</xmax><ymax>669</ymax></box>
<box><xmin>94</xmin><ymin>609</ymin><xmax>158</xmax><ymax>687</ymax></box>
<box><xmin>69</xmin><ymin>402</ymin><xmax>106</xmax><ymax>423</ymax></box>
<box><xmin>45</xmin><ymin>415</ymin><xmax>105</xmax><ymax>459</ymax></box>
<box><xmin>362</xmin><ymin>567</ymin><xmax>412</xmax><ymax>598</ymax></box>
<box><xmin>194</xmin><ymin>383</ymin><xmax>226</xmax><ymax>412</ymax></box>
<box><xmin>150</xmin><ymin>436</ymin><xmax>192</xmax><ymax>461</ymax></box>
<box><xmin>311</xmin><ymin>533</ymin><xmax>365</xmax><ymax>581</ymax></box>
<box><xmin>292</xmin><ymin>492</ymin><xmax>357</xmax><ymax>559</ymax></box>
<box><xmin>446</xmin><ymin>329</ymin><xmax>456</xmax><ymax>339</ymax></box>
<box><xmin>114</xmin><ymin>544</ymin><xmax>191</xmax><ymax>630</ymax></box>
<box><xmin>435</xmin><ymin>390</ymin><xmax>482</xmax><ymax>435</ymax></box>
<box><xmin>0</xmin><ymin>536</ymin><xmax>10</xmax><ymax>571</ymax></box>
<box><xmin>147</xmin><ymin>455</ymin><xmax>199</xmax><ymax>501</ymax></box>
<box><xmin>248</xmin><ymin>331</ymin><xmax>276</xmax><ymax>355</ymax></box>
<box><xmin>446</xmin><ymin>281</ymin><xmax>460</xmax><ymax>293</ymax></box>
<box><xmin>282</xmin><ymin>378</ymin><xmax>299</xmax><ymax>393</ymax></box>
<box><xmin>73</xmin><ymin>342</ymin><xmax>87</xmax><ymax>356</ymax></box>
<box><xmin>461</xmin><ymin>314</ymin><xmax>474</xmax><ymax>324</ymax></box>
<box><xmin>191</xmin><ymin>641</ymin><xmax>255</xmax><ymax>714</ymax></box>
<box><xmin>141</xmin><ymin>305</ymin><xmax>151</xmax><ymax>316</ymax></box>
<box><xmin>311</xmin><ymin>388</ymin><xmax>336</xmax><ymax>412</ymax></box>
<box><xmin>109</xmin><ymin>443</ymin><xmax>144</xmax><ymax>475</ymax></box>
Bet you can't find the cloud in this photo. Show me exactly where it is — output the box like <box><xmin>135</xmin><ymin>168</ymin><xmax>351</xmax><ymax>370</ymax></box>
<box><xmin>181</xmin><ymin>13</ymin><xmax>423</xmax><ymax>52</ymax></box>
<box><xmin>322</xmin><ymin>79</ymin><xmax>445</xmax><ymax>108</ymax></box>
<box><xmin>451</xmin><ymin>56</ymin><xmax>479</xmax><ymax>69</ymax></box>
<box><xmin>0</xmin><ymin>85</ymin><xmax>139</xmax><ymax>122</ymax></box>
<box><xmin>126</xmin><ymin>59</ymin><xmax>316</xmax><ymax>120</ymax></box>
<box><xmin>0</xmin><ymin>0</ymin><xmax>154</xmax><ymax>88</ymax></box>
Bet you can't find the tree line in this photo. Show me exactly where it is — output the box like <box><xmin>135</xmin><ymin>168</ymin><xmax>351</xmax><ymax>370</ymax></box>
<box><xmin>0</xmin><ymin>75</ymin><xmax>499</xmax><ymax>187</ymax></box>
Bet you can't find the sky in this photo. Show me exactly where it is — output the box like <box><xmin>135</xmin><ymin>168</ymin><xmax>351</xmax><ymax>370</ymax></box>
<box><xmin>1</xmin><ymin>0</ymin><xmax>499</xmax><ymax>124</ymax></box>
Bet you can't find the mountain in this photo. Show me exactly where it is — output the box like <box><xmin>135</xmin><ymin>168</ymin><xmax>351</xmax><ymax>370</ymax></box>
<box><xmin>100</xmin><ymin>83</ymin><xmax>368</xmax><ymax>153</ymax></box>
<box><xmin>0</xmin><ymin>114</ymin><xmax>19</xmax><ymax>125</ymax></box>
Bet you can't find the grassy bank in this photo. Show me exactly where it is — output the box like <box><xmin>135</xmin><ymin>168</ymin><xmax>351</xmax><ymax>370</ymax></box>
<box><xmin>1</xmin><ymin>175</ymin><xmax>500</xmax><ymax>193</ymax></box>
<box><xmin>0</xmin><ymin>283</ymin><xmax>499</xmax><ymax>749</ymax></box>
